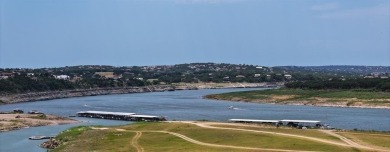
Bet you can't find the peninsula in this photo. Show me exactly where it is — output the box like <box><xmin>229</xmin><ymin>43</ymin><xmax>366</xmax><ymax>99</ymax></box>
<box><xmin>0</xmin><ymin>113</ymin><xmax>77</xmax><ymax>132</ymax></box>
<box><xmin>44</xmin><ymin>121</ymin><xmax>390</xmax><ymax>152</ymax></box>
<box><xmin>204</xmin><ymin>89</ymin><xmax>390</xmax><ymax>109</ymax></box>
<box><xmin>205</xmin><ymin>78</ymin><xmax>390</xmax><ymax>109</ymax></box>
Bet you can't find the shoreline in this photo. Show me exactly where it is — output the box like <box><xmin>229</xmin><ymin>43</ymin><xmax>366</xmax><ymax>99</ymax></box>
<box><xmin>204</xmin><ymin>96</ymin><xmax>390</xmax><ymax>109</ymax></box>
<box><xmin>0</xmin><ymin>83</ymin><xmax>280</xmax><ymax>104</ymax></box>
<box><xmin>0</xmin><ymin>114</ymin><xmax>78</xmax><ymax>132</ymax></box>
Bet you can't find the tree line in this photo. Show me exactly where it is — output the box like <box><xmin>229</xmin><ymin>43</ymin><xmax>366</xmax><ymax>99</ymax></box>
<box><xmin>0</xmin><ymin>74</ymin><xmax>146</xmax><ymax>94</ymax></box>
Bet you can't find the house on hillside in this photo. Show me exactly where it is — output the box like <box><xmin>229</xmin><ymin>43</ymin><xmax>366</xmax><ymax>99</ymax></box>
<box><xmin>54</xmin><ymin>75</ymin><xmax>70</xmax><ymax>80</ymax></box>
<box><xmin>236</xmin><ymin>75</ymin><xmax>245</xmax><ymax>78</ymax></box>
<box><xmin>0</xmin><ymin>73</ymin><xmax>14</xmax><ymax>79</ymax></box>
<box><xmin>284</xmin><ymin>74</ymin><xmax>292</xmax><ymax>80</ymax></box>
<box><xmin>95</xmin><ymin>72</ymin><xmax>115</xmax><ymax>79</ymax></box>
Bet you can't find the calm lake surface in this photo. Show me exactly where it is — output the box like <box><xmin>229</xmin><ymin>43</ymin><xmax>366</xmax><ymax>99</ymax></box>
<box><xmin>1</xmin><ymin>88</ymin><xmax>389</xmax><ymax>152</ymax></box>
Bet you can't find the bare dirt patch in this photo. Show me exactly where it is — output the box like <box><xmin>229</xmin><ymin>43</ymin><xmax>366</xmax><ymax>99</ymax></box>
<box><xmin>270</xmin><ymin>95</ymin><xmax>296</xmax><ymax>101</ymax></box>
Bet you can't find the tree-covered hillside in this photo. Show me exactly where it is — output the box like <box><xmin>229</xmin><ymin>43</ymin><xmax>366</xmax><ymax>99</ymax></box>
<box><xmin>1</xmin><ymin>63</ymin><xmax>389</xmax><ymax>94</ymax></box>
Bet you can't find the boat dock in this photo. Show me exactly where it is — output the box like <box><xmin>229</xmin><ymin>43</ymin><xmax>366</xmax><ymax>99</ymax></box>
<box><xmin>279</xmin><ymin>119</ymin><xmax>322</xmax><ymax>127</ymax></box>
<box><xmin>229</xmin><ymin>119</ymin><xmax>324</xmax><ymax>128</ymax></box>
<box><xmin>28</xmin><ymin>136</ymin><xmax>54</xmax><ymax>140</ymax></box>
<box><xmin>228</xmin><ymin>119</ymin><xmax>279</xmax><ymax>124</ymax></box>
<box><xmin>77</xmin><ymin>111</ymin><xmax>166</xmax><ymax>121</ymax></box>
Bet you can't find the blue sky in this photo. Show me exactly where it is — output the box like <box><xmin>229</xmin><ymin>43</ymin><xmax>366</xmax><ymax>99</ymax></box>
<box><xmin>0</xmin><ymin>0</ymin><xmax>389</xmax><ymax>68</ymax></box>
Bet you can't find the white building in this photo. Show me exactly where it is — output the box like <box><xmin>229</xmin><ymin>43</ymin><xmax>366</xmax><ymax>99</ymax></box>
<box><xmin>54</xmin><ymin>75</ymin><xmax>70</xmax><ymax>80</ymax></box>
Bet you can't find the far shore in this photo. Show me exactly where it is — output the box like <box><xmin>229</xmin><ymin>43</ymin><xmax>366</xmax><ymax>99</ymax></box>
<box><xmin>0</xmin><ymin>82</ymin><xmax>282</xmax><ymax>104</ymax></box>
<box><xmin>0</xmin><ymin>114</ymin><xmax>78</xmax><ymax>132</ymax></box>
<box><xmin>204</xmin><ymin>89</ymin><xmax>390</xmax><ymax>109</ymax></box>
<box><xmin>206</xmin><ymin>98</ymin><xmax>390</xmax><ymax>109</ymax></box>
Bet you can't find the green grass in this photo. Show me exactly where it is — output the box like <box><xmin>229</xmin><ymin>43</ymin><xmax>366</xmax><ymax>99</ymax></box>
<box><xmin>139</xmin><ymin>132</ymin><xmax>240</xmax><ymax>152</ymax></box>
<box><xmin>53</xmin><ymin>127</ymin><xmax>136</xmax><ymax>152</ymax></box>
<box><xmin>52</xmin><ymin>122</ymin><xmax>363</xmax><ymax>152</ymax></box>
<box><xmin>54</xmin><ymin>126</ymin><xmax>91</xmax><ymax>143</ymax></box>
<box><xmin>337</xmin><ymin>132</ymin><xmax>390</xmax><ymax>149</ymax></box>
<box><xmin>210</xmin><ymin>124</ymin><xmax>342</xmax><ymax>141</ymax></box>
<box><xmin>167</xmin><ymin>124</ymin><xmax>353</xmax><ymax>151</ymax></box>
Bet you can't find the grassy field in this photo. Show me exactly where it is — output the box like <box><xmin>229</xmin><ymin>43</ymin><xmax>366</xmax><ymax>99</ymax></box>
<box><xmin>337</xmin><ymin>132</ymin><xmax>390</xmax><ymax>149</ymax></box>
<box><xmin>138</xmin><ymin>132</ymin><xmax>241</xmax><ymax>152</ymax></box>
<box><xmin>53</xmin><ymin>126</ymin><xmax>137</xmax><ymax>152</ymax></box>
<box><xmin>204</xmin><ymin>89</ymin><xmax>390</xmax><ymax>108</ymax></box>
<box><xmin>47</xmin><ymin>121</ymin><xmax>390</xmax><ymax>152</ymax></box>
<box><xmin>210</xmin><ymin>124</ymin><xmax>341</xmax><ymax>141</ymax></box>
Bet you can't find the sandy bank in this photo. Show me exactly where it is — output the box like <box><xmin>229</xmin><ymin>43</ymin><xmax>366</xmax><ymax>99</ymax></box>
<box><xmin>0</xmin><ymin>114</ymin><xmax>78</xmax><ymax>132</ymax></box>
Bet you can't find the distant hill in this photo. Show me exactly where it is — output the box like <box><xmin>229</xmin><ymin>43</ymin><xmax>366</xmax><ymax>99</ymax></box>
<box><xmin>274</xmin><ymin>65</ymin><xmax>390</xmax><ymax>75</ymax></box>
<box><xmin>1</xmin><ymin>63</ymin><xmax>389</xmax><ymax>94</ymax></box>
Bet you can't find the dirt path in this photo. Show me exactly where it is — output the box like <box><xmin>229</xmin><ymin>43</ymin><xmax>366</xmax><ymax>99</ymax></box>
<box><xmin>150</xmin><ymin>131</ymin><xmax>317</xmax><ymax>152</ymax></box>
<box><xmin>319</xmin><ymin>130</ymin><xmax>390</xmax><ymax>152</ymax></box>
<box><xmin>182</xmin><ymin>121</ymin><xmax>390</xmax><ymax>152</ymax></box>
<box><xmin>131</xmin><ymin>131</ymin><xmax>144</xmax><ymax>152</ymax></box>
<box><xmin>187</xmin><ymin>122</ymin><xmax>350</xmax><ymax>147</ymax></box>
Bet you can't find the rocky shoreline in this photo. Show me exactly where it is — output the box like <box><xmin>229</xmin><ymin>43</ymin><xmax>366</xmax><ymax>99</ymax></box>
<box><xmin>0</xmin><ymin>87</ymin><xmax>161</xmax><ymax>104</ymax></box>
<box><xmin>0</xmin><ymin>83</ymin><xmax>279</xmax><ymax>104</ymax></box>
<box><xmin>204</xmin><ymin>96</ymin><xmax>390</xmax><ymax>109</ymax></box>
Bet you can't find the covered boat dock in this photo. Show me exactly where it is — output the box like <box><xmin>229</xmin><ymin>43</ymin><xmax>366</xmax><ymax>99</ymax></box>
<box><xmin>228</xmin><ymin>119</ymin><xmax>279</xmax><ymax>124</ymax></box>
<box><xmin>229</xmin><ymin>119</ymin><xmax>323</xmax><ymax>128</ymax></box>
<box><xmin>77</xmin><ymin>111</ymin><xmax>166</xmax><ymax>121</ymax></box>
<box><xmin>279</xmin><ymin>119</ymin><xmax>322</xmax><ymax>128</ymax></box>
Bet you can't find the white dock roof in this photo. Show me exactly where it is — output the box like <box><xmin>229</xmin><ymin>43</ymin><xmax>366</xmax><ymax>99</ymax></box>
<box><xmin>229</xmin><ymin>119</ymin><xmax>279</xmax><ymax>123</ymax></box>
<box><xmin>77</xmin><ymin>111</ymin><xmax>136</xmax><ymax>116</ymax></box>
<box><xmin>280</xmin><ymin>120</ymin><xmax>321</xmax><ymax>123</ymax></box>
<box><xmin>131</xmin><ymin>114</ymin><xmax>161</xmax><ymax>118</ymax></box>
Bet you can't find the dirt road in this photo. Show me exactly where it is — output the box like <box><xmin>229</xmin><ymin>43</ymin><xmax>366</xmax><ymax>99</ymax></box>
<box><xmin>183</xmin><ymin>121</ymin><xmax>390</xmax><ymax>152</ymax></box>
<box><xmin>131</xmin><ymin>131</ymin><xmax>144</xmax><ymax>152</ymax></box>
<box><xmin>151</xmin><ymin>130</ymin><xmax>317</xmax><ymax>152</ymax></box>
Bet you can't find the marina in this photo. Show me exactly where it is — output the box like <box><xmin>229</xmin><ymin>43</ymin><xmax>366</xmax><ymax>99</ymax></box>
<box><xmin>229</xmin><ymin>119</ymin><xmax>280</xmax><ymax>124</ymax></box>
<box><xmin>77</xmin><ymin>111</ymin><xmax>166</xmax><ymax>121</ymax></box>
<box><xmin>229</xmin><ymin>119</ymin><xmax>324</xmax><ymax>128</ymax></box>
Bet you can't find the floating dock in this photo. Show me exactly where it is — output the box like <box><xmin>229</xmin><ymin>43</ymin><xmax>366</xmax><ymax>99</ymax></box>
<box><xmin>77</xmin><ymin>111</ymin><xmax>166</xmax><ymax>121</ymax></box>
<box><xmin>28</xmin><ymin>136</ymin><xmax>54</xmax><ymax>140</ymax></box>
<box><xmin>228</xmin><ymin>119</ymin><xmax>279</xmax><ymax>124</ymax></box>
<box><xmin>279</xmin><ymin>119</ymin><xmax>322</xmax><ymax>127</ymax></box>
<box><xmin>229</xmin><ymin>119</ymin><xmax>323</xmax><ymax>128</ymax></box>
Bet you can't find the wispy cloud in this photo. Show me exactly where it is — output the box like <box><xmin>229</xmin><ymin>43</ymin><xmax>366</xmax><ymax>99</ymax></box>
<box><xmin>319</xmin><ymin>4</ymin><xmax>390</xmax><ymax>19</ymax></box>
<box><xmin>311</xmin><ymin>2</ymin><xmax>339</xmax><ymax>11</ymax></box>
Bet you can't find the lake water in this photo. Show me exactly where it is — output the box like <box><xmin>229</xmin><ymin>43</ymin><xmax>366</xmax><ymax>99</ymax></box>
<box><xmin>1</xmin><ymin>88</ymin><xmax>389</xmax><ymax>152</ymax></box>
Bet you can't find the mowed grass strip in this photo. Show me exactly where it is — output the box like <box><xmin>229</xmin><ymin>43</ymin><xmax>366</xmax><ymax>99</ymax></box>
<box><xmin>337</xmin><ymin>132</ymin><xmax>390</xmax><ymax>149</ymax></box>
